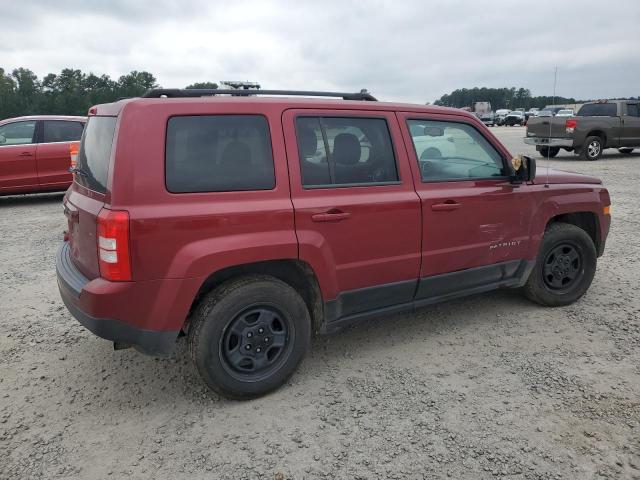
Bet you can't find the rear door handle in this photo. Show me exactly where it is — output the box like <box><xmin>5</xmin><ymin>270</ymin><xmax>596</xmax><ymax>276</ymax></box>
<box><xmin>311</xmin><ymin>210</ymin><xmax>351</xmax><ymax>222</ymax></box>
<box><xmin>19</xmin><ymin>152</ymin><xmax>33</xmax><ymax>157</ymax></box>
<box><xmin>431</xmin><ymin>201</ymin><xmax>461</xmax><ymax>212</ymax></box>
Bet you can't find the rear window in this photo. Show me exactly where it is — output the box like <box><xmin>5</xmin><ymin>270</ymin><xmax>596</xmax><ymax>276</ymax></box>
<box><xmin>76</xmin><ymin>116</ymin><xmax>117</xmax><ymax>193</ymax></box>
<box><xmin>165</xmin><ymin>115</ymin><xmax>275</xmax><ymax>193</ymax></box>
<box><xmin>43</xmin><ymin>120</ymin><xmax>85</xmax><ymax>143</ymax></box>
<box><xmin>577</xmin><ymin>103</ymin><xmax>617</xmax><ymax>116</ymax></box>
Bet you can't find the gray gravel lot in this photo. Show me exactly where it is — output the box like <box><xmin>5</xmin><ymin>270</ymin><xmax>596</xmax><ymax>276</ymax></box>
<box><xmin>1</xmin><ymin>126</ymin><xmax>639</xmax><ymax>479</ymax></box>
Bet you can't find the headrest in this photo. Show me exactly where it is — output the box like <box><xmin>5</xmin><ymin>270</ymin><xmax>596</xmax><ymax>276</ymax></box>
<box><xmin>332</xmin><ymin>133</ymin><xmax>361</xmax><ymax>165</ymax></box>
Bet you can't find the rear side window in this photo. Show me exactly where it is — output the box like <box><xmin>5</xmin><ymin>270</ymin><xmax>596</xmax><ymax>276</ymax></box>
<box><xmin>577</xmin><ymin>103</ymin><xmax>617</xmax><ymax>116</ymax></box>
<box><xmin>43</xmin><ymin>120</ymin><xmax>84</xmax><ymax>143</ymax></box>
<box><xmin>166</xmin><ymin>115</ymin><xmax>275</xmax><ymax>193</ymax></box>
<box><xmin>295</xmin><ymin>117</ymin><xmax>398</xmax><ymax>187</ymax></box>
<box><xmin>76</xmin><ymin>116</ymin><xmax>117</xmax><ymax>193</ymax></box>
<box><xmin>0</xmin><ymin>121</ymin><xmax>36</xmax><ymax>145</ymax></box>
<box><xmin>626</xmin><ymin>104</ymin><xmax>639</xmax><ymax>117</ymax></box>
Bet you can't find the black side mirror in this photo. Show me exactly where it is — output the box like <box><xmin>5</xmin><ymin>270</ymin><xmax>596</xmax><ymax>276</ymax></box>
<box><xmin>510</xmin><ymin>155</ymin><xmax>536</xmax><ymax>183</ymax></box>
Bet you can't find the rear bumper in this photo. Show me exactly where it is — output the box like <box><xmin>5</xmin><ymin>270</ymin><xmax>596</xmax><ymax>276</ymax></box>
<box><xmin>524</xmin><ymin>137</ymin><xmax>573</xmax><ymax>148</ymax></box>
<box><xmin>56</xmin><ymin>242</ymin><xmax>198</xmax><ymax>355</ymax></box>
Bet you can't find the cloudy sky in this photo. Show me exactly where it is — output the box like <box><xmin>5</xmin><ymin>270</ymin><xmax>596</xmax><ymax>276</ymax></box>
<box><xmin>2</xmin><ymin>0</ymin><xmax>639</xmax><ymax>103</ymax></box>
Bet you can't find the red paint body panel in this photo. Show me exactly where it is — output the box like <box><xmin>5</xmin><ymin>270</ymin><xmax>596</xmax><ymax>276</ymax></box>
<box><xmin>57</xmin><ymin>97</ymin><xmax>611</xmax><ymax>341</ymax></box>
<box><xmin>0</xmin><ymin>115</ymin><xmax>86</xmax><ymax>195</ymax></box>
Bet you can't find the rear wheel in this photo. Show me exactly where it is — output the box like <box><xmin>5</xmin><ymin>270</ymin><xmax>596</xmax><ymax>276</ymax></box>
<box><xmin>539</xmin><ymin>147</ymin><xmax>559</xmax><ymax>158</ymax></box>
<box><xmin>188</xmin><ymin>275</ymin><xmax>311</xmax><ymax>399</ymax></box>
<box><xmin>582</xmin><ymin>136</ymin><xmax>603</xmax><ymax>160</ymax></box>
<box><xmin>618</xmin><ymin>148</ymin><xmax>634</xmax><ymax>154</ymax></box>
<box><xmin>524</xmin><ymin>222</ymin><xmax>597</xmax><ymax>307</ymax></box>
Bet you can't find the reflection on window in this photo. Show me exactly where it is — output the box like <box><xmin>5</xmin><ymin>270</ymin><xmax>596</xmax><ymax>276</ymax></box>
<box><xmin>407</xmin><ymin>120</ymin><xmax>505</xmax><ymax>181</ymax></box>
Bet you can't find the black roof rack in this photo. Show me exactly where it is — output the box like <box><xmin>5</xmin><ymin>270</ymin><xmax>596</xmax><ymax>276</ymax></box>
<box><xmin>141</xmin><ymin>88</ymin><xmax>377</xmax><ymax>101</ymax></box>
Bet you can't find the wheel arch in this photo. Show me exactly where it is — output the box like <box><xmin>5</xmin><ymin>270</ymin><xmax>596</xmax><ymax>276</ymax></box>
<box><xmin>585</xmin><ymin>130</ymin><xmax>607</xmax><ymax>144</ymax></box>
<box><xmin>546</xmin><ymin>211</ymin><xmax>600</xmax><ymax>252</ymax></box>
<box><xmin>187</xmin><ymin>259</ymin><xmax>324</xmax><ymax>334</ymax></box>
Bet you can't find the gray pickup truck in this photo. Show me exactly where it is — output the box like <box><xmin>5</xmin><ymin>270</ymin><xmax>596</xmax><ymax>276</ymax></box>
<box><xmin>524</xmin><ymin>100</ymin><xmax>640</xmax><ymax>160</ymax></box>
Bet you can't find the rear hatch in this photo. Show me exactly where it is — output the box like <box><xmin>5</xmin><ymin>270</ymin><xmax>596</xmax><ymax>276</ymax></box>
<box><xmin>526</xmin><ymin>116</ymin><xmax>568</xmax><ymax>139</ymax></box>
<box><xmin>63</xmin><ymin>115</ymin><xmax>117</xmax><ymax>279</ymax></box>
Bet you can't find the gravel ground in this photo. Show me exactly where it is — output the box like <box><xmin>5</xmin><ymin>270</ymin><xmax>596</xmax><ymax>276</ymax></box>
<box><xmin>1</xmin><ymin>126</ymin><xmax>639</xmax><ymax>479</ymax></box>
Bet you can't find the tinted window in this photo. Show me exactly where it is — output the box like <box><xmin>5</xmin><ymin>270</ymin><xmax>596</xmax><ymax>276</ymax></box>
<box><xmin>577</xmin><ymin>103</ymin><xmax>617</xmax><ymax>116</ymax></box>
<box><xmin>76</xmin><ymin>116</ymin><xmax>117</xmax><ymax>193</ymax></box>
<box><xmin>296</xmin><ymin>117</ymin><xmax>398</xmax><ymax>187</ymax></box>
<box><xmin>626</xmin><ymin>103</ymin><xmax>639</xmax><ymax>117</ymax></box>
<box><xmin>43</xmin><ymin>121</ymin><xmax>84</xmax><ymax>143</ymax></box>
<box><xmin>166</xmin><ymin>115</ymin><xmax>274</xmax><ymax>193</ymax></box>
<box><xmin>407</xmin><ymin>120</ymin><xmax>505</xmax><ymax>181</ymax></box>
<box><xmin>0</xmin><ymin>121</ymin><xmax>36</xmax><ymax>146</ymax></box>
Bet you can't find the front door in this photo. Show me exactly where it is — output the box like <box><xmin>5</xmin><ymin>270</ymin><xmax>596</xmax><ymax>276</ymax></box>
<box><xmin>0</xmin><ymin>120</ymin><xmax>38</xmax><ymax>193</ymax></box>
<box><xmin>397</xmin><ymin>112</ymin><xmax>534</xmax><ymax>300</ymax></box>
<box><xmin>282</xmin><ymin>109</ymin><xmax>421</xmax><ymax>320</ymax></box>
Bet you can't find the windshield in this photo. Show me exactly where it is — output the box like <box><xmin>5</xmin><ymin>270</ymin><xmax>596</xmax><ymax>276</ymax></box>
<box><xmin>76</xmin><ymin>116</ymin><xmax>117</xmax><ymax>193</ymax></box>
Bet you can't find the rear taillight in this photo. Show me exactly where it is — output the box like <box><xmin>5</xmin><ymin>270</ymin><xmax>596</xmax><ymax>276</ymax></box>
<box><xmin>96</xmin><ymin>209</ymin><xmax>131</xmax><ymax>281</ymax></box>
<box><xmin>69</xmin><ymin>142</ymin><xmax>80</xmax><ymax>169</ymax></box>
<box><xmin>565</xmin><ymin>119</ymin><xmax>577</xmax><ymax>134</ymax></box>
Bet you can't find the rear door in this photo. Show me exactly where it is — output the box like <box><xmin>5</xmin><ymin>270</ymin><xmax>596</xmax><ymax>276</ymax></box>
<box><xmin>64</xmin><ymin>116</ymin><xmax>116</xmax><ymax>279</ymax></box>
<box><xmin>283</xmin><ymin>109</ymin><xmax>421</xmax><ymax>319</ymax></box>
<box><xmin>0</xmin><ymin>120</ymin><xmax>38</xmax><ymax>193</ymax></box>
<box><xmin>36</xmin><ymin>120</ymin><xmax>85</xmax><ymax>187</ymax></box>
<box><xmin>620</xmin><ymin>103</ymin><xmax>640</xmax><ymax>147</ymax></box>
<box><xmin>398</xmin><ymin>112</ymin><xmax>534</xmax><ymax>300</ymax></box>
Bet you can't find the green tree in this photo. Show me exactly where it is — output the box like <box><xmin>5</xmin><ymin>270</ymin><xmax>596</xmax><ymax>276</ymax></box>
<box><xmin>186</xmin><ymin>81</ymin><xmax>218</xmax><ymax>89</ymax></box>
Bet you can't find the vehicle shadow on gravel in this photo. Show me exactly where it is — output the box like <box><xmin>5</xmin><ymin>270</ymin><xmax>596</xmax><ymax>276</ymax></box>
<box><xmin>66</xmin><ymin>288</ymin><xmax>532</xmax><ymax>407</ymax></box>
<box><xmin>0</xmin><ymin>192</ymin><xmax>65</xmax><ymax>207</ymax></box>
<box><xmin>539</xmin><ymin>152</ymin><xmax>640</xmax><ymax>162</ymax></box>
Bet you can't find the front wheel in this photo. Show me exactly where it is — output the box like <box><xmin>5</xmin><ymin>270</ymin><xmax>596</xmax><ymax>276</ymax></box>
<box><xmin>188</xmin><ymin>275</ymin><xmax>311</xmax><ymax>399</ymax></box>
<box><xmin>523</xmin><ymin>222</ymin><xmax>597</xmax><ymax>307</ymax></box>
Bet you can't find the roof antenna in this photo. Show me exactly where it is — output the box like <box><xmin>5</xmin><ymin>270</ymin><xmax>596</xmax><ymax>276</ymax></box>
<box><xmin>545</xmin><ymin>66</ymin><xmax>558</xmax><ymax>188</ymax></box>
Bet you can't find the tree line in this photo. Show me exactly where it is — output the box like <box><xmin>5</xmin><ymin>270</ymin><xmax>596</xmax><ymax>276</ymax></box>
<box><xmin>432</xmin><ymin>87</ymin><xmax>580</xmax><ymax>110</ymax></box>
<box><xmin>0</xmin><ymin>67</ymin><xmax>219</xmax><ymax>120</ymax></box>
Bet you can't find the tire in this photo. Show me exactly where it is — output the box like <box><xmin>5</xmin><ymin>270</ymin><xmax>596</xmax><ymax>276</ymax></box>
<box><xmin>539</xmin><ymin>147</ymin><xmax>559</xmax><ymax>158</ymax></box>
<box><xmin>188</xmin><ymin>275</ymin><xmax>311</xmax><ymax>399</ymax></box>
<box><xmin>582</xmin><ymin>136</ymin><xmax>604</xmax><ymax>161</ymax></box>
<box><xmin>524</xmin><ymin>222</ymin><xmax>597</xmax><ymax>307</ymax></box>
<box><xmin>618</xmin><ymin>148</ymin><xmax>634</xmax><ymax>154</ymax></box>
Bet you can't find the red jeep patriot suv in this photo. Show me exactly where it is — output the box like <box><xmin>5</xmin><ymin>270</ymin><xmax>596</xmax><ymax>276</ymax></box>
<box><xmin>56</xmin><ymin>89</ymin><xmax>611</xmax><ymax>398</ymax></box>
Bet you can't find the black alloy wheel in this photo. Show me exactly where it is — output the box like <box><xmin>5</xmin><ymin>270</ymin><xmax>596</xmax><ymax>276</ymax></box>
<box><xmin>220</xmin><ymin>306</ymin><xmax>291</xmax><ymax>379</ymax></box>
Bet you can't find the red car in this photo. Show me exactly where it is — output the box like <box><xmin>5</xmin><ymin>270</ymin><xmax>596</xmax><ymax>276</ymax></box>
<box><xmin>0</xmin><ymin>115</ymin><xmax>86</xmax><ymax>195</ymax></box>
<box><xmin>56</xmin><ymin>89</ymin><xmax>611</xmax><ymax>398</ymax></box>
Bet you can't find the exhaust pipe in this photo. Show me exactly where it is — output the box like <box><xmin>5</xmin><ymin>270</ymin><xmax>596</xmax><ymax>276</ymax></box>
<box><xmin>113</xmin><ymin>342</ymin><xmax>132</xmax><ymax>351</ymax></box>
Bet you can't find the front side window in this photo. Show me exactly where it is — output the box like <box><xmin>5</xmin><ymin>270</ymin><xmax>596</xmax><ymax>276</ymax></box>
<box><xmin>407</xmin><ymin>120</ymin><xmax>505</xmax><ymax>181</ymax></box>
<box><xmin>166</xmin><ymin>115</ymin><xmax>275</xmax><ymax>193</ymax></box>
<box><xmin>626</xmin><ymin>103</ymin><xmax>639</xmax><ymax>117</ymax></box>
<box><xmin>43</xmin><ymin>121</ymin><xmax>85</xmax><ymax>143</ymax></box>
<box><xmin>0</xmin><ymin>121</ymin><xmax>36</xmax><ymax>146</ymax></box>
<box><xmin>295</xmin><ymin>117</ymin><xmax>398</xmax><ymax>187</ymax></box>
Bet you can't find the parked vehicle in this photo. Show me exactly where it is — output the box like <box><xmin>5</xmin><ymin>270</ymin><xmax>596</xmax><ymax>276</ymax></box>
<box><xmin>480</xmin><ymin>112</ymin><xmax>496</xmax><ymax>126</ymax></box>
<box><xmin>0</xmin><ymin>115</ymin><xmax>86</xmax><ymax>195</ymax></box>
<box><xmin>525</xmin><ymin>100</ymin><xmax>640</xmax><ymax>159</ymax></box>
<box><xmin>474</xmin><ymin>101</ymin><xmax>492</xmax><ymax>115</ymax></box>
<box><xmin>56</xmin><ymin>89</ymin><xmax>611</xmax><ymax>398</ymax></box>
<box><xmin>495</xmin><ymin>109</ymin><xmax>511</xmax><ymax>126</ymax></box>
<box><xmin>504</xmin><ymin>111</ymin><xmax>526</xmax><ymax>126</ymax></box>
<box><xmin>556</xmin><ymin>109</ymin><xmax>574</xmax><ymax>117</ymax></box>
<box><xmin>537</xmin><ymin>110</ymin><xmax>554</xmax><ymax>117</ymax></box>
